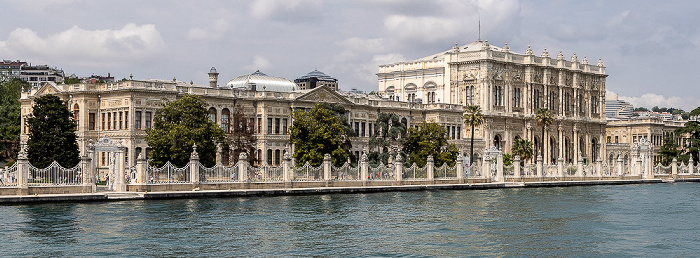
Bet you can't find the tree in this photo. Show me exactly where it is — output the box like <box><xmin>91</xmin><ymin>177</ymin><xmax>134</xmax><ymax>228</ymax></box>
<box><xmin>690</xmin><ymin>107</ymin><xmax>700</xmax><ymax>117</ymax></box>
<box><xmin>535</xmin><ymin>108</ymin><xmax>553</xmax><ymax>157</ymax></box>
<box><xmin>634</xmin><ymin>107</ymin><xmax>649</xmax><ymax>112</ymax></box>
<box><xmin>289</xmin><ymin>103</ymin><xmax>352</xmax><ymax>167</ymax></box>
<box><xmin>658</xmin><ymin>134</ymin><xmax>679</xmax><ymax>165</ymax></box>
<box><xmin>145</xmin><ymin>94</ymin><xmax>225</xmax><ymax>168</ymax></box>
<box><xmin>368</xmin><ymin>112</ymin><xmax>406</xmax><ymax>165</ymax></box>
<box><xmin>62</xmin><ymin>77</ymin><xmax>81</xmax><ymax>84</ymax></box>
<box><xmin>26</xmin><ymin>95</ymin><xmax>79</xmax><ymax>168</ymax></box>
<box><xmin>511</xmin><ymin>138</ymin><xmax>534</xmax><ymax>165</ymax></box>
<box><xmin>0</xmin><ymin>77</ymin><xmax>29</xmax><ymax>160</ymax></box>
<box><xmin>225</xmin><ymin>105</ymin><xmax>257</xmax><ymax>165</ymax></box>
<box><xmin>677</xmin><ymin>121</ymin><xmax>700</xmax><ymax>165</ymax></box>
<box><xmin>402</xmin><ymin>121</ymin><xmax>458</xmax><ymax>167</ymax></box>
<box><xmin>463</xmin><ymin>105</ymin><xmax>484</xmax><ymax>165</ymax></box>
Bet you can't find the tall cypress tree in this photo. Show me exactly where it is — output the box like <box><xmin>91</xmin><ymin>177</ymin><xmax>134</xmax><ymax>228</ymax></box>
<box><xmin>26</xmin><ymin>94</ymin><xmax>79</xmax><ymax>168</ymax></box>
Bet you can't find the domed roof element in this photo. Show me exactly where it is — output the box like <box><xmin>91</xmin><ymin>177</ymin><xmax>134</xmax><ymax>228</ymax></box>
<box><xmin>225</xmin><ymin>70</ymin><xmax>298</xmax><ymax>92</ymax></box>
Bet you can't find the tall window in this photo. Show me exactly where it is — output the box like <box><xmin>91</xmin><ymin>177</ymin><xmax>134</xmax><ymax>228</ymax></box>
<box><xmin>549</xmin><ymin>90</ymin><xmax>557</xmax><ymax>111</ymax></box>
<box><xmin>257</xmin><ymin>118</ymin><xmax>262</xmax><ymax>134</ymax></box>
<box><xmin>125</xmin><ymin>148</ymin><xmax>129</xmax><ymax>164</ymax></box>
<box><xmin>267</xmin><ymin>149</ymin><xmax>273</xmax><ymax>165</ymax></box>
<box><xmin>465</xmin><ymin>86</ymin><xmax>474</xmax><ymax>105</ymax></box>
<box><xmin>145</xmin><ymin>112</ymin><xmax>152</xmax><ymax>129</ymax></box>
<box><xmin>73</xmin><ymin>104</ymin><xmax>79</xmax><ymax>130</ymax></box>
<box><xmin>208</xmin><ymin>107</ymin><xmax>217</xmax><ymax>123</ymax></box>
<box><xmin>135</xmin><ymin>111</ymin><xmax>142</xmax><ymax>129</ymax></box>
<box><xmin>101</xmin><ymin>113</ymin><xmax>105</xmax><ymax>130</ymax></box>
<box><xmin>267</xmin><ymin>118</ymin><xmax>272</xmax><ymax>134</ymax></box>
<box><xmin>591</xmin><ymin>95</ymin><xmax>599</xmax><ymax>114</ymax></box>
<box><xmin>534</xmin><ymin>90</ymin><xmax>541</xmax><ymax>109</ymax></box>
<box><xmin>274</xmin><ymin>150</ymin><xmax>281</xmax><ymax>166</ymax></box>
<box><xmin>282</xmin><ymin>118</ymin><xmax>288</xmax><ymax>134</ymax></box>
<box><xmin>125</xmin><ymin>111</ymin><xmax>128</xmax><ymax>130</ymax></box>
<box><xmin>89</xmin><ymin>113</ymin><xmax>95</xmax><ymax>130</ymax></box>
<box><xmin>361</xmin><ymin>122</ymin><xmax>366</xmax><ymax>137</ymax></box>
<box><xmin>107</xmin><ymin>113</ymin><xmax>112</xmax><ymax>130</ymax></box>
<box><xmin>119</xmin><ymin>112</ymin><xmax>123</xmax><ymax>130</ymax></box>
<box><xmin>221</xmin><ymin>108</ymin><xmax>230</xmax><ymax>133</ymax></box>
<box><xmin>493</xmin><ymin>86</ymin><xmax>503</xmax><ymax>106</ymax></box>
<box><xmin>112</xmin><ymin>112</ymin><xmax>117</xmax><ymax>130</ymax></box>
<box><xmin>513</xmin><ymin>88</ymin><xmax>521</xmax><ymax>108</ymax></box>
<box><xmin>578</xmin><ymin>94</ymin><xmax>584</xmax><ymax>113</ymax></box>
<box><xmin>275</xmin><ymin>118</ymin><xmax>280</xmax><ymax>134</ymax></box>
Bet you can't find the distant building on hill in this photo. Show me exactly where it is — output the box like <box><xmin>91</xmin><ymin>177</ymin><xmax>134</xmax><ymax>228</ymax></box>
<box><xmin>295</xmin><ymin>70</ymin><xmax>338</xmax><ymax>91</ymax></box>
<box><xmin>0</xmin><ymin>59</ymin><xmax>65</xmax><ymax>87</ymax></box>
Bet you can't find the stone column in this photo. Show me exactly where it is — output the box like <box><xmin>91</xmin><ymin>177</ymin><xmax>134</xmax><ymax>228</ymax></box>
<box><xmin>189</xmin><ymin>144</ymin><xmax>200</xmax><ymax>183</ymax></box>
<box><xmin>672</xmin><ymin>157</ymin><xmax>678</xmax><ymax>178</ymax></box>
<box><xmin>690</xmin><ymin>157</ymin><xmax>695</xmax><ymax>175</ymax></box>
<box><xmin>596</xmin><ymin>157</ymin><xmax>602</xmax><ymax>180</ymax></box>
<box><xmin>496</xmin><ymin>152</ymin><xmax>504</xmax><ymax>182</ymax></box>
<box><xmin>115</xmin><ymin>148</ymin><xmax>126</xmax><ymax>192</ymax></box>
<box><xmin>136</xmin><ymin>153</ymin><xmax>147</xmax><ymax>184</ymax></box>
<box><xmin>557</xmin><ymin>156</ymin><xmax>564</xmax><ymax>178</ymax></box>
<box><xmin>426</xmin><ymin>155</ymin><xmax>434</xmax><ymax>181</ymax></box>
<box><xmin>577</xmin><ymin>155</ymin><xmax>584</xmax><ymax>178</ymax></box>
<box><xmin>323</xmin><ymin>154</ymin><xmax>331</xmax><ymax>181</ymax></box>
<box><xmin>483</xmin><ymin>155</ymin><xmax>492</xmax><ymax>182</ymax></box>
<box><xmin>513</xmin><ymin>155</ymin><xmax>521</xmax><ymax>180</ymax></box>
<box><xmin>360</xmin><ymin>152</ymin><xmax>368</xmax><ymax>182</ymax></box>
<box><xmin>456</xmin><ymin>153</ymin><xmax>464</xmax><ymax>182</ymax></box>
<box><xmin>536</xmin><ymin>153</ymin><xmax>543</xmax><ymax>179</ymax></box>
<box><xmin>394</xmin><ymin>154</ymin><xmax>403</xmax><ymax>182</ymax></box>
<box><xmin>81</xmin><ymin>153</ymin><xmax>95</xmax><ymax>193</ymax></box>
<box><xmin>238</xmin><ymin>152</ymin><xmax>248</xmax><ymax>182</ymax></box>
<box><xmin>282</xmin><ymin>150</ymin><xmax>291</xmax><ymax>182</ymax></box>
<box><xmin>16</xmin><ymin>143</ymin><xmax>28</xmax><ymax>195</ymax></box>
<box><xmin>635</xmin><ymin>156</ymin><xmax>643</xmax><ymax>178</ymax></box>
<box><xmin>616</xmin><ymin>154</ymin><xmax>623</xmax><ymax>177</ymax></box>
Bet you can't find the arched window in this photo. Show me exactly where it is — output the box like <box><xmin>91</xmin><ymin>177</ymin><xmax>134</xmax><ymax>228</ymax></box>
<box><xmin>591</xmin><ymin>138</ymin><xmax>598</xmax><ymax>161</ymax></box>
<box><xmin>135</xmin><ymin>147</ymin><xmax>142</xmax><ymax>159</ymax></box>
<box><xmin>493</xmin><ymin>135</ymin><xmax>501</xmax><ymax>149</ymax></box>
<box><xmin>73</xmin><ymin>103</ymin><xmax>79</xmax><ymax>130</ymax></box>
<box><xmin>550</xmin><ymin>137</ymin><xmax>557</xmax><ymax>163</ymax></box>
<box><xmin>267</xmin><ymin>149</ymin><xmax>273</xmax><ymax>166</ymax></box>
<box><xmin>221</xmin><ymin>108</ymin><xmax>230</xmax><ymax>133</ymax></box>
<box><xmin>274</xmin><ymin>150</ymin><xmax>281</xmax><ymax>166</ymax></box>
<box><xmin>208</xmin><ymin>107</ymin><xmax>217</xmax><ymax>123</ymax></box>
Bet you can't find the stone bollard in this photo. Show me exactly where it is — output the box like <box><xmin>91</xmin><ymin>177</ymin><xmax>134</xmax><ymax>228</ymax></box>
<box><xmin>672</xmin><ymin>157</ymin><xmax>678</xmax><ymax>178</ymax></box>
<box><xmin>483</xmin><ymin>155</ymin><xmax>492</xmax><ymax>183</ymax></box>
<box><xmin>136</xmin><ymin>153</ymin><xmax>147</xmax><ymax>184</ymax></box>
<box><xmin>115</xmin><ymin>148</ymin><xmax>126</xmax><ymax>192</ymax></box>
<box><xmin>513</xmin><ymin>155</ymin><xmax>521</xmax><ymax>180</ymax></box>
<box><xmin>536</xmin><ymin>154</ymin><xmax>543</xmax><ymax>180</ymax></box>
<box><xmin>426</xmin><ymin>155</ymin><xmax>434</xmax><ymax>181</ymax></box>
<box><xmin>557</xmin><ymin>157</ymin><xmax>564</xmax><ymax>179</ymax></box>
<box><xmin>16</xmin><ymin>143</ymin><xmax>29</xmax><ymax>195</ymax></box>
<box><xmin>81</xmin><ymin>153</ymin><xmax>94</xmax><ymax>192</ymax></box>
<box><xmin>496</xmin><ymin>152</ymin><xmax>504</xmax><ymax>183</ymax></box>
<box><xmin>394</xmin><ymin>154</ymin><xmax>403</xmax><ymax>182</ymax></box>
<box><xmin>596</xmin><ymin>157</ymin><xmax>602</xmax><ymax>180</ymax></box>
<box><xmin>361</xmin><ymin>152</ymin><xmax>368</xmax><ymax>182</ymax></box>
<box><xmin>323</xmin><ymin>154</ymin><xmax>331</xmax><ymax>181</ymax></box>
<box><xmin>616</xmin><ymin>154</ymin><xmax>623</xmax><ymax>177</ymax></box>
<box><xmin>190</xmin><ymin>144</ymin><xmax>200</xmax><ymax>184</ymax></box>
<box><xmin>238</xmin><ymin>152</ymin><xmax>248</xmax><ymax>182</ymax></box>
<box><xmin>577</xmin><ymin>156</ymin><xmax>584</xmax><ymax>178</ymax></box>
<box><xmin>282</xmin><ymin>150</ymin><xmax>291</xmax><ymax>182</ymax></box>
<box><xmin>690</xmin><ymin>157</ymin><xmax>695</xmax><ymax>175</ymax></box>
<box><xmin>456</xmin><ymin>154</ymin><xmax>465</xmax><ymax>182</ymax></box>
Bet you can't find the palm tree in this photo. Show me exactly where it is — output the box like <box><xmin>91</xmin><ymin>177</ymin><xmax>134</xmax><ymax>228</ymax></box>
<box><xmin>535</xmin><ymin>108</ymin><xmax>553</xmax><ymax>159</ymax></box>
<box><xmin>464</xmin><ymin>105</ymin><xmax>484</xmax><ymax>165</ymax></box>
<box><xmin>511</xmin><ymin>138</ymin><xmax>534</xmax><ymax>165</ymax></box>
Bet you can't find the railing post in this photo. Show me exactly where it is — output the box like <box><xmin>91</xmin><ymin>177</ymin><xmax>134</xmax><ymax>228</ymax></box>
<box><xmin>81</xmin><ymin>152</ymin><xmax>95</xmax><ymax>193</ymax></box>
<box><xmin>115</xmin><ymin>147</ymin><xmax>126</xmax><ymax>192</ymax></box>
<box><xmin>536</xmin><ymin>153</ymin><xmax>543</xmax><ymax>180</ymax></box>
<box><xmin>394</xmin><ymin>154</ymin><xmax>403</xmax><ymax>182</ymax></box>
<box><xmin>323</xmin><ymin>154</ymin><xmax>331</xmax><ymax>181</ymax></box>
<box><xmin>596</xmin><ymin>157</ymin><xmax>602</xmax><ymax>180</ymax></box>
<box><xmin>426</xmin><ymin>155</ymin><xmax>434</xmax><ymax>181</ymax></box>
<box><xmin>636</xmin><ymin>156</ymin><xmax>643</xmax><ymax>178</ymax></box>
<box><xmin>672</xmin><ymin>157</ymin><xmax>678</xmax><ymax>178</ymax></box>
<box><xmin>483</xmin><ymin>155</ymin><xmax>492</xmax><ymax>182</ymax></box>
<box><xmin>496</xmin><ymin>152</ymin><xmax>504</xmax><ymax>182</ymax></box>
<box><xmin>282</xmin><ymin>150</ymin><xmax>291</xmax><ymax>182</ymax></box>
<box><xmin>557</xmin><ymin>157</ymin><xmax>564</xmax><ymax>179</ymax></box>
<box><xmin>360</xmin><ymin>152</ymin><xmax>368</xmax><ymax>182</ymax></box>
<box><xmin>456</xmin><ymin>153</ymin><xmax>464</xmax><ymax>182</ymax></box>
<box><xmin>616</xmin><ymin>153</ymin><xmax>623</xmax><ymax>177</ymax></box>
<box><xmin>577</xmin><ymin>156</ymin><xmax>584</xmax><ymax>178</ymax></box>
<box><xmin>238</xmin><ymin>152</ymin><xmax>248</xmax><ymax>181</ymax></box>
<box><xmin>16</xmin><ymin>143</ymin><xmax>29</xmax><ymax>195</ymax></box>
<box><xmin>690</xmin><ymin>157</ymin><xmax>695</xmax><ymax>175</ymax></box>
<box><xmin>189</xmin><ymin>144</ymin><xmax>200</xmax><ymax>184</ymax></box>
<box><xmin>136</xmin><ymin>153</ymin><xmax>147</xmax><ymax>184</ymax></box>
<box><xmin>513</xmin><ymin>155</ymin><xmax>521</xmax><ymax>181</ymax></box>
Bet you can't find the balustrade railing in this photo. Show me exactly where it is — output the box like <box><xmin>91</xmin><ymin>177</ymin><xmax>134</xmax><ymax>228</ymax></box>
<box><xmin>653</xmin><ymin>163</ymin><xmax>672</xmax><ymax>175</ymax></box>
<box><xmin>404</xmin><ymin>163</ymin><xmax>427</xmax><ymax>180</ymax></box>
<box><xmin>331</xmin><ymin>163</ymin><xmax>360</xmax><ymax>180</ymax></box>
<box><xmin>435</xmin><ymin>163</ymin><xmax>457</xmax><ymax>179</ymax></box>
<box><xmin>28</xmin><ymin>161</ymin><xmax>82</xmax><ymax>186</ymax></box>
<box><xmin>149</xmin><ymin>162</ymin><xmax>190</xmax><ymax>184</ymax></box>
<box><xmin>1</xmin><ymin>163</ymin><xmax>18</xmax><ymax>187</ymax></box>
<box><xmin>200</xmin><ymin>163</ymin><xmax>238</xmax><ymax>182</ymax></box>
<box><xmin>368</xmin><ymin>162</ymin><xmax>392</xmax><ymax>180</ymax></box>
<box><xmin>294</xmin><ymin>162</ymin><xmax>323</xmax><ymax>181</ymax></box>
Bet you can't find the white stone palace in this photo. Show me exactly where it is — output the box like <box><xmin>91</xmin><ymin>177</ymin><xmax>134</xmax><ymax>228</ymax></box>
<box><xmin>378</xmin><ymin>40</ymin><xmax>608</xmax><ymax>164</ymax></box>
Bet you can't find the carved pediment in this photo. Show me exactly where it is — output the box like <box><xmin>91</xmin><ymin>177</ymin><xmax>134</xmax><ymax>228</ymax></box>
<box><xmin>296</xmin><ymin>86</ymin><xmax>353</xmax><ymax>105</ymax></box>
<box><xmin>34</xmin><ymin>82</ymin><xmax>61</xmax><ymax>96</ymax></box>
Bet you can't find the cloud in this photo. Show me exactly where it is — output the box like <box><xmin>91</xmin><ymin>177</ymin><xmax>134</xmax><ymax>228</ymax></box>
<box><xmin>249</xmin><ymin>0</ymin><xmax>322</xmax><ymax>22</ymax></box>
<box><xmin>607</xmin><ymin>90</ymin><xmax>700</xmax><ymax>111</ymax></box>
<box><xmin>245</xmin><ymin>55</ymin><xmax>272</xmax><ymax>71</ymax></box>
<box><xmin>187</xmin><ymin>18</ymin><xmax>231</xmax><ymax>41</ymax></box>
<box><xmin>0</xmin><ymin>24</ymin><xmax>166</xmax><ymax>67</ymax></box>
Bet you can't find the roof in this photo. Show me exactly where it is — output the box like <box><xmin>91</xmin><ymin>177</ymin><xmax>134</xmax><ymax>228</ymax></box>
<box><xmin>296</xmin><ymin>69</ymin><xmax>337</xmax><ymax>82</ymax></box>
<box><xmin>416</xmin><ymin>40</ymin><xmax>511</xmax><ymax>61</ymax></box>
<box><xmin>225</xmin><ymin>70</ymin><xmax>298</xmax><ymax>92</ymax></box>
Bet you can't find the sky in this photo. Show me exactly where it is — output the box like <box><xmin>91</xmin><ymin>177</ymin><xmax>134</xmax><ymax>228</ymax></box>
<box><xmin>1</xmin><ymin>0</ymin><xmax>699</xmax><ymax>110</ymax></box>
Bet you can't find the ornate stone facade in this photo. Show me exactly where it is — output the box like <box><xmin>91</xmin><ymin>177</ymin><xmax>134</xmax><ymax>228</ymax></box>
<box><xmin>378</xmin><ymin>40</ymin><xmax>608</xmax><ymax>164</ymax></box>
<box><xmin>605</xmin><ymin>118</ymin><xmax>685</xmax><ymax>165</ymax></box>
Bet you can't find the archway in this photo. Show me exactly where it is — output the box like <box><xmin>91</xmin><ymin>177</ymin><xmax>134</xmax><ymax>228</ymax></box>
<box><xmin>88</xmin><ymin>136</ymin><xmax>126</xmax><ymax>192</ymax></box>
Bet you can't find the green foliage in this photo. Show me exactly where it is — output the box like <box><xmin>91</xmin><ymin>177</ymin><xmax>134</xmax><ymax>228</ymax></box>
<box><xmin>402</xmin><ymin>122</ymin><xmax>458</xmax><ymax>167</ymax></box>
<box><xmin>691</xmin><ymin>107</ymin><xmax>700</xmax><ymax>117</ymax></box>
<box><xmin>0</xmin><ymin>78</ymin><xmax>29</xmax><ymax>158</ymax></box>
<box><xmin>368</xmin><ymin>113</ymin><xmax>406</xmax><ymax>165</ymax></box>
<box><xmin>289</xmin><ymin>103</ymin><xmax>351</xmax><ymax>167</ymax></box>
<box><xmin>26</xmin><ymin>95</ymin><xmax>79</xmax><ymax>168</ymax></box>
<box><xmin>63</xmin><ymin>77</ymin><xmax>81</xmax><ymax>84</ymax></box>
<box><xmin>677</xmin><ymin>121</ymin><xmax>700</xmax><ymax>164</ymax></box>
<box><xmin>226</xmin><ymin>105</ymin><xmax>257</xmax><ymax>165</ymax></box>
<box><xmin>145</xmin><ymin>95</ymin><xmax>225</xmax><ymax>167</ymax></box>
<box><xmin>658</xmin><ymin>134</ymin><xmax>679</xmax><ymax>165</ymax></box>
<box><xmin>535</xmin><ymin>108</ymin><xmax>553</xmax><ymax>154</ymax></box>
<box><xmin>503</xmin><ymin>153</ymin><xmax>512</xmax><ymax>166</ymax></box>
<box><xmin>634</xmin><ymin>107</ymin><xmax>649</xmax><ymax>112</ymax></box>
<box><xmin>463</xmin><ymin>105</ymin><xmax>484</xmax><ymax>165</ymax></box>
<box><xmin>511</xmin><ymin>138</ymin><xmax>534</xmax><ymax>164</ymax></box>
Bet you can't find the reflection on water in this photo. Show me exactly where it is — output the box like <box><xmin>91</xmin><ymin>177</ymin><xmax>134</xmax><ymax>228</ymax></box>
<box><xmin>1</xmin><ymin>183</ymin><xmax>700</xmax><ymax>256</ymax></box>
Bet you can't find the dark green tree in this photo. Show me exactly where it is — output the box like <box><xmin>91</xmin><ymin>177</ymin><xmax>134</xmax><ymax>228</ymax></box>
<box><xmin>62</xmin><ymin>77</ymin><xmax>81</xmax><ymax>84</ymax></box>
<box><xmin>145</xmin><ymin>94</ymin><xmax>225</xmax><ymax>167</ymax></box>
<box><xmin>657</xmin><ymin>134</ymin><xmax>679</xmax><ymax>165</ymax></box>
<box><xmin>289</xmin><ymin>103</ymin><xmax>353</xmax><ymax>167</ymax></box>
<box><xmin>463</xmin><ymin>105</ymin><xmax>483</xmax><ymax>165</ymax></box>
<box><xmin>511</xmin><ymin>138</ymin><xmax>534</xmax><ymax>165</ymax></box>
<box><xmin>402</xmin><ymin>121</ymin><xmax>458</xmax><ymax>167</ymax></box>
<box><xmin>317</xmin><ymin>103</ymin><xmax>355</xmax><ymax>162</ymax></box>
<box><xmin>690</xmin><ymin>107</ymin><xmax>700</xmax><ymax>117</ymax></box>
<box><xmin>26</xmin><ymin>94</ymin><xmax>79</xmax><ymax>168</ymax></box>
<box><xmin>368</xmin><ymin>113</ymin><xmax>407</xmax><ymax>165</ymax></box>
<box><xmin>535</xmin><ymin>108</ymin><xmax>553</xmax><ymax>157</ymax></box>
<box><xmin>226</xmin><ymin>105</ymin><xmax>257</xmax><ymax>165</ymax></box>
<box><xmin>0</xmin><ymin>77</ymin><xmax>29</xmax><ymax>160</ymax></box>
<box><xmin>677</xmin><ymin>121</ymin><xmax>700</xmax><ymax>165</ymax></box>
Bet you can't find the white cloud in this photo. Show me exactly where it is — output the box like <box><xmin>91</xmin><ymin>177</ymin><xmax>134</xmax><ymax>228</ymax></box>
<box><xmin>0</xmin><ymin>24</ymin><xmax>165</xmax><ymax>67</ymax></box>
<box><xmin>187</xmin><ymin>18</ymin><xmax>231</xmax><ymax>41</ymax></box>
<box><xmin>245</xmin><ymin>55</ymin><xmax>272</xmax><ymax>71</ymax></box>
<box><xmin>249</xmin><ymin>0</ymin><xmax>321</xmax><ymax>22</ymax></box>
<box><xmin>607</xmin><ymin>90</ymin><xmax>700</xmax><ymax>111</ymax></box>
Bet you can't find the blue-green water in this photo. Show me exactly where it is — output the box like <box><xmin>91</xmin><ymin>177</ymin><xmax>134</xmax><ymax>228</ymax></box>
<box><xmin>2</xmin><ymin>183</ymin><xmax>700</xmax><ymax>257</ymax></box>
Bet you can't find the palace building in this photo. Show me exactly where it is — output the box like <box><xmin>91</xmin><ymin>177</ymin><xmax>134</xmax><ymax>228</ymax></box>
<box><xmin>377</xmin><ymin>40</ymin><xmax>608</xmax><ymax>164</ymax></box>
